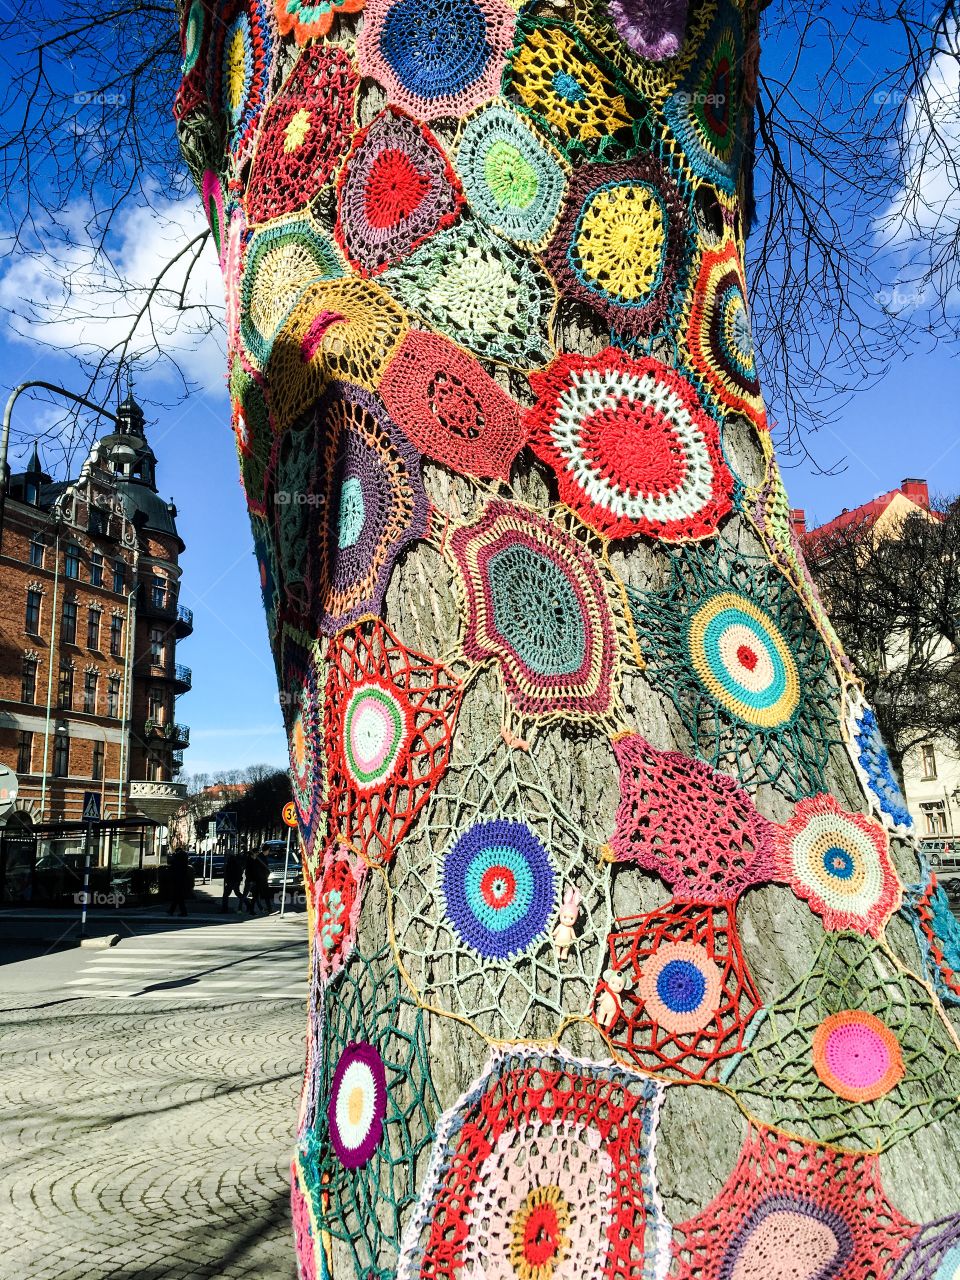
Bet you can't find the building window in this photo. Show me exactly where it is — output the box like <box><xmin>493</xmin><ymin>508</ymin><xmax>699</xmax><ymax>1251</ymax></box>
<box><xmin>21</xmin><ymin>656</ymin><xmax>37</xmax><ymax>704</ymax></box>
<box><xmin>57</xmin><ymin>665</ymin><xmax>74</xmax><ymax>710</ymax></box>
<box><xmin>151</xmin><ymin>575</ymin><xmax>166</xmax><ymax>609</ymax></box>
<box><xmin>112</xmin><ymin>560</ymin><xmax>125</xmax><ymax>593</ymax></box>
<box><xmin>90</xmin><ymin>550</ymin><xmax>103</xmax><ymax>587</ymax></box>
<box><xmin>87</xmin><ymin>608</ymin><xmax>101</xmax><ymax>650</ymax></box>
<box><xmin>922</xmin><ymin>744</ymin><xmax>938</xmax><ymax>781</ymax></box>
<box><xmin>53</xmin><ymin>732</ymin><xmax>69</xmax><ymax>778</ymax></box>
<box><xmin>17</xmin><ymin>731</ymin><xmax>32</xmax><ymax>775</ymax></box>
<box><xmin>148</xmin><ymin>687</ymin><xmax>165</xmax><ymax>722</ymax></box>
<box><xmin>924</xmin><ymin>802</ymin><xmax>948</xmax><ymax>836</ymax></box>
<box><xmin>25</xmin><ymin>588</ymin><xmax>41</xmax><ymax>633</ymax></box>
<box><xmin>110</xmin><ymin>615</ymin><xmax>124</xmax><ymax>658</ymax></box>
<box><xmin>147</xmin><ymin>754</ymin><xmax>164</xmax><ymax>782</ymax></box>
<box><xmin>149</xmin><ymin>625</ymin><xmax>165</xmax><ymax>667</ymax></box>
<box><xmin>64</xmin><ymin>543</ymin><xmax>81</xmax><ymax>579</ymax></box>
<box><xmin>106</xmin><ymin>675</ymin><xmax>121</xmax><ymax>719</ymax></box>
<box><xmin>29</xmin><ymin>535</ymin><xmax>44</xmax><ymax>568</ymax></box>
<box><xmin>83</xmin><ymin>670</ymin><xmax>98</xmax><ymax>714</ymax></box>
<box><xmin>62</xmin><ymin>598</ymin><xmax>78</xmax><ymax>645</ymax></box>
<box><xmin>92</xmin><ymin>741</ymin><xmax>105</xmax><ymax>781</ymax></box>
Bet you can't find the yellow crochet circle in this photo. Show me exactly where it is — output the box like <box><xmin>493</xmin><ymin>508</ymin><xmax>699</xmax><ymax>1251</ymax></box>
<box><xmin>687</xmin><ymin>590</ymin><xmax>800</xmax><ymax>728</ymax></box>
<box><xmin>284</xmin><ymin>108</ymin><xmax>313</xmax><ymax>153</ymax></box>
<box><xmin>225</xmin><ymin>29</ymin><xmax>247</xmax><ymax>115</ymax></box>
<box><xmin>573</xmin><ymin>182</ymin><xmax>666</xmax><ymax>304</ymax></box>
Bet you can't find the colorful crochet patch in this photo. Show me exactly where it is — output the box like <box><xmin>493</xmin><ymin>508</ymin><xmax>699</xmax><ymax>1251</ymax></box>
<box><xmin>397</xmin><ymin>1048</ymin><xmax>669</xmax><ymax>1280</ymax></box>
<box><xmin>903</xmin><ymin>871</ymin><xmax>960</xmax><ymax>1007</ymax></box>
<box><xmin>336</xmin><ymin>108</ymin><xmax>464</xmax><ymax>276</ymax></box>
<box><xmin>605</xmin><ymin>0</ymin><xmax>689</xmax><ymax>61</ymax></box>
<box><xmin>811</xmin><ymin>1010</ymin><xmax>905</xmax><ymax>1104</ymax></box>
<box><xmin>213</xmin><ymin>0</ymin><xmax>275</xmax><ymax>160</ymax></box>
<box><xmin>275</xmin><ymin>0</ymin><xmax>365</xmax><ymax>44</ymax></box>
<box><xmin>671</xmin><ymin>1125</ymin><xmax>917</xmax><ymax>1280</ymax></box>
<box><xmin>380</xmin><ymin>330</ymin><xmax>524</xmax><ymax>480</ymax></box>
<box><xmin>686</xmin><ymin>240</ymin><xmax>766</xmax><ymax>432</ymax></box>
<box><xmin>601</xmin><ymin>899</ymin><xmax>762</xmax><ymax>1080</ymax></box>
<box><xmin>526</xmin><ymin>348</ymin><xmax>733</xmax><ymax>541</ymax></box>
<box><xmin>327</xmin><ymin>1041</ymin><xmax>387</xmax><ymax>1168</ymax></box>
<box><xmin>448</xmin><ymin>498</ymin><xmax>621</xmax><ymax>727</ymax></box>
<box><xmin>175</xmin><ymin>0</ymin><xmax>212</xmax><ymax>121</ymax></box>
<box><xmin>246</xmin><ymin>44</ymin><xmax>358</xmax><ymax>225</ymax></box>
<box><xmin>455</xmin><ymin>102</ymin><xmax>568</xmax><ymax>249</ymax></box>
<box><xmin>664</xmin><ymin>19</ymin><xmax>743</xmax><ymax>194</ymax></box>
<box><xmin>357</xmin><ymin>0</ymin><xmax>516</xmax><ymax>120</ymax></box>
<box><xmin>626</xmin><ymin>540</ymin><xmax>840</xmax><ymax>799</ymax></box>
<box><xmin>844</xmin><ymin>692</ymin><xmax>913</xmax><ymax>832</ymax></box>
<box><xmin>607</xmin><ymin>733</ymin><xmax>776</xmax><ymax>901</ymax></box>
<box><xmin>287</xmin><ymin>648</ymin><xmax>327</xmax><ymax>851</ymax></box>
<box><xmin>545</xmin><ymin>156</ymin><xmax>692</xmax><ymax>341</ymax></box>
<box><xmin>774</xmin><ymin>793</ymin><xmax>902</xmax><ymax>936</ymax></box>
<box><xmin>890</xmin><ymin>1213</ymin><xmax>960</xmax><ymax>1280</ymax></box>
<box><xmin>390</xmin><ymin>739</ymin><xmax>611</xmax><ymax>1040</ymax></box>
<box><xmin>381</xmin><ymin>218</ymin><xmax>555</xmax><ymax>368</ymax></box>
<box><xmin>314</xmin><ymin>841</ymin><xmax>367</xmax><ymax>979</ymax></box>
<box><xmin>325</xmin><ymin>619</ymin><xmax>462</xmax><ymax>865</ymax></box>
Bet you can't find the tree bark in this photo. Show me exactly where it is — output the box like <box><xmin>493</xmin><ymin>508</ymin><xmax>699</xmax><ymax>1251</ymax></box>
<box><xmin>176</xmin><ymin>0</ymin><xmax>960</xmax><ymax>1274</ymax></box>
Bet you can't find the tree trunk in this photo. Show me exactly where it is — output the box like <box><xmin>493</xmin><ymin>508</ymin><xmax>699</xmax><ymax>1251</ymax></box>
<box><xmin>176</xmin><ymin>0</ymin><xmax>960</xmax><ymax>1274</ymax></box>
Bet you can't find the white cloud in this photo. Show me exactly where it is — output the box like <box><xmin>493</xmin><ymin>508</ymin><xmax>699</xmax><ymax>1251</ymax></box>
<box><xmin>0</xmin><ymin>192</ymin><xmax>227</xmax><ymax>391</ymax></box>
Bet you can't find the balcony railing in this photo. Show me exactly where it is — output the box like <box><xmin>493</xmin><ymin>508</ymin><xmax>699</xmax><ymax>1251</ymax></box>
<box><xmin>175</xmin><ymin>604</ymin><xmax>194</xmax><ymax>638</ymax></box>
<box><xmin>173</xmin><ymin>664</ymin><xmax>192</xmax><ymax>692</ymax></box>
<box><xmin>144</xmin><ymin>720</ymin><xmax>190</xmax><ymax>747</ymax></box>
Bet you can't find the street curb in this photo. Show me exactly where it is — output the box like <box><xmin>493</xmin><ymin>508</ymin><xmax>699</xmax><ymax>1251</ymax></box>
<box><xmin>80</xmin><ymin>934</ymin><xmax>121</xmax><ymax>949</ymax></box>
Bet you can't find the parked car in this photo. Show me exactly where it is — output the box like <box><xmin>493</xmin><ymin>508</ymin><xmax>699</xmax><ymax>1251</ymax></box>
<box><xmin>189</xmin><ymin>852</ymin><xmax>226</xmax><ymax>877</ymax></box>
<box><xmin>261</xmin><ymin>840</ymin><xmax>303</xmax><ymax>890</ymax></box>
<box><xmin>920</xmin><ymin>838</ymin><xmax>960</xmax><ymax>873</ymax></box>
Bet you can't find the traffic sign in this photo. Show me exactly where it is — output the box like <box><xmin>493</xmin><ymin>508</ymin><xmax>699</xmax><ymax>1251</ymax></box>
<box><xmin>215</xmin><ymin>810</ymin><xmax>238</xmax><ymax>836</ymax></box>
<box><xmin>0</xmin><ymin>765</ymin><xmax>18</xmax><ymax>820</ymax></box>
<box><xmin>282</xmin><ymin>801</ymin><xmax>298</xmax><ymax>828</ymax></box>
<box><xmin>82</xmin><ymin>791</ymin><xmax>102</xmax><ymax>822</ymax></box>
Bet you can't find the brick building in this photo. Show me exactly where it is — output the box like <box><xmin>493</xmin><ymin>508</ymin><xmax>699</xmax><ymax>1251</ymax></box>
<box><xmin>0</xmin><ymin>392</ymin><xmax>192</xmax><ymax>862</ymax></box>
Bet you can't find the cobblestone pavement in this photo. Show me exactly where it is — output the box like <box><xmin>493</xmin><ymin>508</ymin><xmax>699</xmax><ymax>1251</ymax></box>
<box><xmin>0</xmin><ymin>994</ymin><xmax>304</xmax><ymax>1279</ymax></box>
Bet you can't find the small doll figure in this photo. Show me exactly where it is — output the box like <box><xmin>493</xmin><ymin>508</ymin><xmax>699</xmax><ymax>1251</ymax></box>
<box><xmin>594</xmin><ymin>967</ymin><xmax>628</xmax><ymax>1031</ymax></box>
<box><xmin>552</xmin><ymin>885</ymin><xmax>582</xmax><ymax>960</ymax></box>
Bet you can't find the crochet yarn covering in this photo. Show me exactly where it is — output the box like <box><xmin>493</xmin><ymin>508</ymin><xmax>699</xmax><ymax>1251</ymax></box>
<box><xmin>175</xmin><ymin>0</ymin><xmax>960</xmax><ymax>1272</ymax></box>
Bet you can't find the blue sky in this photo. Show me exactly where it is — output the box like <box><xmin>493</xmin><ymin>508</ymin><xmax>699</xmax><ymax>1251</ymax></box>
<box><xmin>1</xmin><ymin>4</ymin><xmax>957</xmax><ymax>777</ymax></box>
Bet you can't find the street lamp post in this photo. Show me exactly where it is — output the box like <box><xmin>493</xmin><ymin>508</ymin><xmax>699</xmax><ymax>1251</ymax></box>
<box><xmin>0</xmin><ymin>381</ymin><xmax>120</xmax><ymax>550</ymax></box>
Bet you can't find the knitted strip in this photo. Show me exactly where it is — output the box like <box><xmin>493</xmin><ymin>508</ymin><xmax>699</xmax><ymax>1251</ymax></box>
<box><xmin>265</xmin><ymin>381</ymin><xmax>427</xmax><ymax>631</ymax></box>
<box><xmin>285</xmin><ymin>633</ymin><xmax>327</xmax><ymax>854</ymax></box>
<box><xmin>599</xmin><ymin>899</ymin><xmax>762</xmax><ymax>1081</ymax></box>
<box><xmin>890</xmin><ymin>1212</ymin><xmax>960</xmax><ymax>1280</ymax></box>
<box><xmin>298</xmin><ymin>941</ymin><xmax>440</xmax><ymax>1280</ymax></box>
<box><xmin>544</xmin><ymin>156</ymin><xmax>693</xmax><ymax>343</ymax></box>
<box><xmin>230</xmin><ymin>353</ymin><xmax>272</xmax><ymax>514</ymax></box>
<box><xmin>201</xmin><ymin>168</ymin><xmax>226</xmax><ymax>264</ymax></box>
<box><xmin>446</xmin><ymin>497</ymin><xmax>622</xmax><ymax>728</ymax></box>
<box><xmin>381</xmin><ymin>218</ymin><xmax>555</xmax><ymax>369</ymax></box>
<box><xmin>903</xmin><ymin>870</ymin><xmax>960</xmax><ymax>1006</ymax></box>
<box><xmin>356</xmin><ymin>0</ymin><xmax>516</xmax><ymax>121</ymax></box>
<box><xmin>246</xmin><ymin>44</ymin><xmax>358</xmax><ymax>226</ymax></box>
<box><xmin>607</xmin><ymin>733</ymin><xmax>776</xmax><ymax>902</ymax></box>
<box><xmin>670</xmin><ymin>1124</ymin><xmax>917</xmax><ymax>1280</ymax></box>
<box><xmin>240</xmin><ymin>218</ymin><xmax>343</xmax><ymax>368</ymax></box>
<box><xmin>843</xmin><ymin>690</ymin><xmax>914</xmax><ymax>833</ymax></box>
<box><xmin>623</xmin><ymin>538</ymin><xmax>841</xmax><ymax>800</ymax></box>
<box><xmin>291</xmin><ymin>1155</ymin><xmax>322</xmax><ymax>1280</ymax></box>
<box><xmin>335</xmin><ymin>108</ymin><xmax>464</xmax><ymax>276</ymax></box>
<box><xmin>314</xmin><ymin>840</ymin><xmax>367</xmax><ymax>982</ymax></box>
<box><xmin>723</xmin><ymin>932</ymin><xmax>960</xmax><ymax>1151</ymax></box>
<box><xmin>211</xmin><ymin>0</ymin><xmax>276</xmax><ymax>163</ymax></box>
<box><xmin>773</xmin><ymin>793</ymin><xmax>902</xmax><ymax>937</ymax></box>
<box><xmin>275</xmin><ymin>0</ymin><xmax>365</xmax><ymax>44</ymax></box>
<box><xmin>174</xmin><ymin>0</ymin><xmax>212</xmax><ymax>122</ymax></box>
<box><xmin>685</xmin><ymin>240</ymin><xmax>766</xmax><ymax>432</ymax></box>
<box><xmin>502</xmin><ymin>17</ymin><xmax>645</xmax><ymax>162</ymax></box>
<box><xmin>223</xmin><ymin>207</ymin><xmax>247</xmax><ymax>357</ymax></box>
<box><xmin>525</xmin><ymin>348</ymin><xmax>733</xmax><ymax>541</ymax></box>
<box><xmin>389</xmin><ymin>737</ymin><xmax>612</xmax><ymax>1041</ymax></box>
<box><xmin>396</xmin><ymin>1046</ymin><xmax>670</xmax><ymax>1280</ymax></box>
<box><xmin>605</xmin><ymin>0</ymin><xmax>688</xmax><ymax>61</ymax></box>
<box><xmin>663</xmin><ymin>14</ymin><xmax>743</xmax><ymax>195</ymax></box>
<box><xmin>380</xmin><ymin>330</ymin><xmax>524</xmax><ymax>481</ymax></box>
<box><xmin>266</xmin><ymin>278</ymin><xmax>408</xmax><ymax>431</ymax></box>
<box><xmin>325</xmin><ymin>618</ymin><xmax>462</xmax><ymax>865</ymax></box>
<box><xmin>251</xmin><ymin>515</ymin><xmax>280</xmax><ymax>640</ymax></box>
<box><xmin>454</xmin><ymin>102</ymin><xmax>569</xmax><ymax>250</ymax></box>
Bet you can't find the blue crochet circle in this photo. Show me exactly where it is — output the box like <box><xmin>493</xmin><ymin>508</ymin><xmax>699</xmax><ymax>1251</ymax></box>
<box><xmin>442</xmin><ymin>819</ymin><xmax>556</xmax><ymax>959</ymax></box>
<box><xmin>935</xmin><ymin>1245</ymin><xmax>960</xmax><ymax>1280</ymax></box>
<box><xmin>338</xmin><ymin>478</ymin><xmax>366</xmax><ymax>550</ymax></box>
<box><xmin>656</xmin><ymin>959</ymin><xmax>707</xmax><ymax>1014</ymax></box>
<box><xmin>822</xmin><ymin>845</ymin><xmax>855</xmax><ymax>881</ymax></box>
<box><xmin>486</xmin><ymin>543</ymin><xmax>586</xmax><ymax>678</ymax></box>
<box><xmin>717</xmin><ymin>281</ymin><xmax>756</xmax><ymax>382</ymax></box>
<box><xmin>701</xmin><ymin>606</ymin><xmax>789</xmax><ymax>713</ymax></box>
<box><xmin>379</xmin><ymin>0</ymin><xmax>492</xmax><ymax>103</ymax></box>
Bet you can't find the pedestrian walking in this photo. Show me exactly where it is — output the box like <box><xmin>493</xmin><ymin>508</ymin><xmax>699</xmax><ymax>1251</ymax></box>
<box><xmin>254</xmin><ymin>849</ymin><xmax>274</xmax><ymax>915</ymax></box>
<box><xmin>242</xmin><ymin>849</ymin><xmax>260</xmax><ymax>915</ymax></box>
<box><xmin>221</xmin><ymin>850</ymin><xmax>244</xmax><ymax>913</ymax></box>
<box><xmin>166</xmin><ymin>847</ymin><xmax>192</xmax><ymax>918</ymax></box>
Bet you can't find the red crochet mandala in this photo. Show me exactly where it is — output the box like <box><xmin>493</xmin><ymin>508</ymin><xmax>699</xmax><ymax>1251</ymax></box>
<box><xmin>599</xmin><ymin>899</ymin><xmax>762</xmax><ymax>1080</ymax></box>
<box><xmin>671</xmin><ymin>1125</ymin><xmax>917</xmax><ymax>1279</ymax></box>
<box><xmin>607</xmin><ymin>733</ymin><xmax>776</xmax><ymax>902</ymax></box>
<box><xmin>325</xmin><ymin>619</ymin><xmax>463</xmax><ymax>864</ymax></box>
<box><xmin>525</xmin><ymin>348</ymin><xmax>733</xmax><ymax>541</ymax></box>
<box><xmin>380</xmin><ymin>330</ymin><xmax>524</xmax><ymax>480</ymax></box>
<box><xmin>246</xmin><ymin>45</ymin><xmax>358</xmax><ymax>226</ymax></box>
